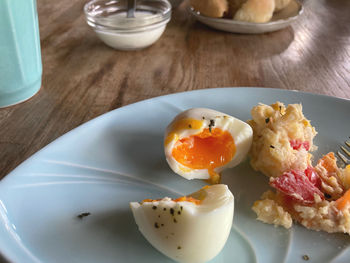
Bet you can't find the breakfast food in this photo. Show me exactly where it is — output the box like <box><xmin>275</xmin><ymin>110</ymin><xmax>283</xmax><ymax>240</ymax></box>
<box><xmin>227</xmin><ymin>0</ymin><xmax>247</xmax><ymax>15</ymax></box>
<box><xmin>190</xmin><ymin>0</ymin><xmax>228</xmax><ymax>18</ymax></box>
<box><xmin>274</xmin><ymin>0</ymin><xmax>291</xmax><ymax>11</ymax></box>
<box><xmin>191</xmin><ymin>0</ymin><xmax>292</xmax><ymax>23</ymax></box>
<box><xmin>249</xmin><ymin>102</ymin><xmax>350</xmax><ymax>234</ymax></box>
<box><xmin>164</xmin><ymin>108</ymin><xmax>253</xmax><ymax>184</ymax></box>
<box><xmin>234</xmin><ymin>0</ymin><xmax>275</xmax><ymax>23</ymax></box>
<box><xmin>130</xmin><ymin>184</ymin><xmax>234</xmax><ymax>262</ymax></box>
<box><xmin>248</xmin><ymin>102</ymin><xmax>317</xmax><ymax>178</ymax></box>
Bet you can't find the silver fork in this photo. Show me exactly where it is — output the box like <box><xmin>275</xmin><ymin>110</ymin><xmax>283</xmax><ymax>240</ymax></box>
<box><xmin>337</xmin><ymin>137</ymin><xmax>350</xmax><ymax>167</ymax></box>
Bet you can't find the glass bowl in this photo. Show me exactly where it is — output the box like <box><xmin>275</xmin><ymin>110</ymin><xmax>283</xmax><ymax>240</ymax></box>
<box><xmin>84</xmin><ymin>0</ymin><xmax>171</xmax><ymax>50</ymax></box>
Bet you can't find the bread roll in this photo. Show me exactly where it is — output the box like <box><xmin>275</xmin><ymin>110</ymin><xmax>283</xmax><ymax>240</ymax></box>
<box><xmin>190</xmin><ymin>0</ymin><xmax>229</xmax><ymax>18</ymax></box>
<box><xmin>227</xmin><ymin>0</ymin><xmax>247</xmax><ymax>17</ymax></box>
<box><xmin>274</xmin><ymin>0</ymin><xmax>291</xmax><ymax>12</ymax></box>
<box><xmin>234</xmin><ymin>0</ymin><xmax>275</xmax><ymax>23</ymax></box>
<box><xmin>227</xmin><ymin>0</ymin><xmax>247</xmax><ymax>16</ymax></box>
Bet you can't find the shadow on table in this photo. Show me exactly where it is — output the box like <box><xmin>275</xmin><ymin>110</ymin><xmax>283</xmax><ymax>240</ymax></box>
<box><xmin>187</xmin><ymin>21</ymin><xmax>295</xmax><ymax>59</ymax></box>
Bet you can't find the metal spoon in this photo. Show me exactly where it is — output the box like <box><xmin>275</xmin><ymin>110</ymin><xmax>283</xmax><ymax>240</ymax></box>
<box><xmin>127</xmin><ymin>0</ymin><xmax>136</xmax><ymax>18</ymax></box>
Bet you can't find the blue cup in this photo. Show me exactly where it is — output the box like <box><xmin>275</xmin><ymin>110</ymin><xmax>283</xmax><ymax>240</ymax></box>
<box><xmin>0</xmin><ymin>0</ymin><xmax>42</xmax><ymax>108</ymax></box>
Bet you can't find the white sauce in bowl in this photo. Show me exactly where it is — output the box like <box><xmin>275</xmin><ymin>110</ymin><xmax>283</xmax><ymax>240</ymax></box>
<box><xmin>84</xmin><ymin>0</ymin><xmax>172</xmax><ymax>51</ymax></box>
<box><xmin>95</xmin><ymin>11</ymin><xmax>168</xmax><ymax>50</ymax></box>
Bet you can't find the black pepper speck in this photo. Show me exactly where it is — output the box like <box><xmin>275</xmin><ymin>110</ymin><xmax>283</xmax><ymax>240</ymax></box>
<box><xmin>209</xmin><ymin>119</ymin><xmax>215</xmax><ymax>132</ymax></box>
<box><xmin>177</xmin><ymin>246</ymin><xmax>181</xmax><ymax>250</ymax></box>
<box><xmin>154</xmin><ymin>222</ymin><xmax>159</xmax><ymax>228</ymax></box>
<box><xmin>170</xmin><ymin>208</ymin><xmax>175</xmax><ymax>216</ymax></box>
<box><xmin>77</xmin><ymin>212</ymin><xmax>91</xmax><ymax>219</ymax></box>
<box><xmin>152</xmin><ymin>206</ymin><xmax>157</xmax><ymax>210</ymax></box>
<box><xmin>163</xmin><ymin>208</ymin><xmax>166</xmax><ymax>211</ymax></box>
<box><xmin>177</xmin><ymin>211</ymin><xmax>181</xmax><ymax>215</ymax></box>
<box><xmin>174</xmin><ymin>218</ymin><xmax>177</xmax><ymax>223</ymax></box>
<box><xmin>325</xmin><ymin>193</ymin><xmax>332</xmax><ymax>199</ymax></box>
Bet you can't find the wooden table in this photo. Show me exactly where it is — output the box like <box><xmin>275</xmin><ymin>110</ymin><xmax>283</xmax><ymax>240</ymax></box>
<box><xmin>1</xmin><ymin>0</ymin><xmax>350</xmax><ymax>180</ymax></box>
<box><xmin>0</xmin><ymin>0</ymin><xmax>349</xmax><ymax>261</ymax></box>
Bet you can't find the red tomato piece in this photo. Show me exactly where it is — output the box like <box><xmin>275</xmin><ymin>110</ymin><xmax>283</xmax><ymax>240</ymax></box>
<box><xmin>289</xmin><ymin>140</ymin><xmax>310</xmax><ymax>151</ymax></box>
<box><xmin>304</xmin><ymin>166</ymin><xmax>321</xmax><ymax>189</ymax></box>
<box><xmin>303</xmin><ymin>141</ymin><xmax>310</xmax><ymax>151</ymax></box>
<box><xmin>270</xmin><ymin>170</ymin><xmax>324</xmax><ymax>205</ymax></box>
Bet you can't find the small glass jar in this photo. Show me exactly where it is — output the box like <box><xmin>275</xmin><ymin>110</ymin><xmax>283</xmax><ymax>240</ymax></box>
<box><xmin>84</xmin><ymin>0</ymin><xmax>171</xmax><ymax>50</ymax></box>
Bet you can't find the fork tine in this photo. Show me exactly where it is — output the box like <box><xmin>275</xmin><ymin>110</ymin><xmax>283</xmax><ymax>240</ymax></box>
<box><xmin>340</xmin><ymin>145</ymin><xmax>350</xmax><ymax>157</ymax></box>
<box><xmin>337</xmin><ymin>139</ymin><xmax>350</xmax><ymax>165</ymax></box>
<box><xmin>346</xmin><ymin>141</ymin><xmax>350</xmax><ymax>148</ymax></box>
<box><xmin>337</xmin><ymin>151</ymin><xmax>349</xmax><ymax>165</ymax></box>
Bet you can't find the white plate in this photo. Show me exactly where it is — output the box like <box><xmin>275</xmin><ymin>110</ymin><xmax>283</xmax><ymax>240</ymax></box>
<box><xmin>189</xmin><ymin>0</ymin><xmax>303</xmax><ymax>34</ymax></box>
<box><xmin>0</xmin><ymin>88</ymin><xmax>349</xmax><ymax>263</ymax></box>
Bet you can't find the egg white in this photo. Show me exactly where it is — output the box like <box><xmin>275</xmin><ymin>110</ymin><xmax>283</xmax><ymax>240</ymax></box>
<box><xmin>130</xmin><ymin>184</ymin><xmax>234</xmax><ymax>263</ymax></box>
<box><xmin>164</xmin><ymin>108</ymin><xmax>253</xmax><ymax>180</ymax></box>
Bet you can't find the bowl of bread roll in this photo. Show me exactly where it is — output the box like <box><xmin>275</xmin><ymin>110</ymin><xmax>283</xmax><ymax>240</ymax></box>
<box><xmin>189</xmin><ymin>0</ymin><xmax>303</xmax><ymax>34</ymax></box>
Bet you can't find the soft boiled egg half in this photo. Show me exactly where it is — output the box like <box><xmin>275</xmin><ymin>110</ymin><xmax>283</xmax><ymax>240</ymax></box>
<box><xmin>130</xmin><ymin>184</ymin><xmax>234</xmax><ymax>263</ymax></box>
<box><xmin>164</xmin><ymin>108</ymin><xmax>253</xmax><ymax>183</ymax></box>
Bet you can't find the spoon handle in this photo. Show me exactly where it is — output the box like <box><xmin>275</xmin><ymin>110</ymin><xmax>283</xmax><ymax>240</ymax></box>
<box><xmin>127</xmin><ymin>0</ymin><xmax>136</xmax><ymax>18</ymax></box>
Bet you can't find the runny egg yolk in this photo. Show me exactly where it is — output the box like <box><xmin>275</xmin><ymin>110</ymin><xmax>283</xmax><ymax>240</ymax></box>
<box><xmin>172</xmin><ymin>128</ymin><xmax>236</xmax><ymax>183</ymax></box>
<box><xmin>142</xmin><ymin>196</ymin><xmax>201</xmax><ymax>205</ymax></box>
<box><xmin>173</xmin><ymin>196</ymin><xmax>201</xmax><ymax>205</ymax></box>
<box><xmin>141</xmin><ymin>186</ymin><xmax>210</xmax><ymax>205</ymax></box>
<box><xmin>165</xmin><ymin>118</ymin><xmax>203</xmax><ymax>146</ymax></box>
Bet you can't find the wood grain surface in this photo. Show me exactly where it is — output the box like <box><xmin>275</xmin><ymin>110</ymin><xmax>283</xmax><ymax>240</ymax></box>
<box><xmin>0</xmin><ymin>0</ymin><xmax>350</xmax><ymax>180</ymax></box>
